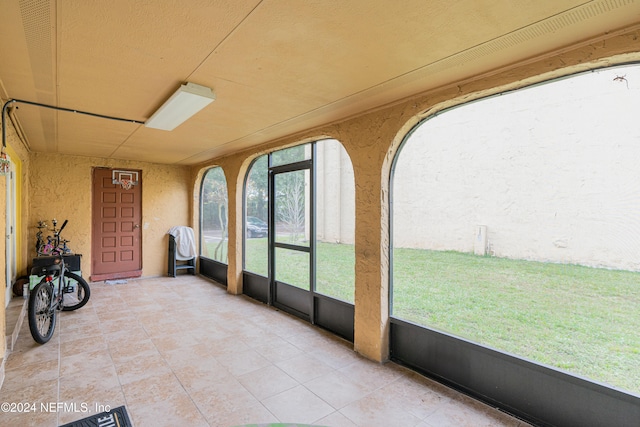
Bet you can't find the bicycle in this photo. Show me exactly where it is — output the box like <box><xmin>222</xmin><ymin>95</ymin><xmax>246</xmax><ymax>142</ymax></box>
<box><xmin>34</xmin><ymin>220</ymin><xmax>47</xmax><ymax>255</ymax></box>
<box><xmin>28</xmin><ymin>220</ymin><xmax>91</xmax><ymax>344</ymax></box>
<box><xmin>36</xmin><ymin>218</ymin><xmax>72</xmax><ymax>256</ymax></box>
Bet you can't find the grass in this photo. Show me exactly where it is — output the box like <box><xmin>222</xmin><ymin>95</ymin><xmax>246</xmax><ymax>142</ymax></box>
<box><xmin>242</xmin><ymin>238</ymin><xmax>355</xmax><ymax>303</ymax></box>
<box><xmin>208</xmin><ymin>239</ymin><xmax>640</xmax><ymax>393</ymax></box>
<box><xmin>393</xmin><ymin>248</ymin><xmax>640</xmax><ymax>393</ymax></box>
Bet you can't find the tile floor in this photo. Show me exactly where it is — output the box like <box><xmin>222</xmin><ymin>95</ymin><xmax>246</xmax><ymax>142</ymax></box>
<box><xmin>0</xmin><ymin>275</ymin><xmax>532</xmax><ymax>427</ymax></box>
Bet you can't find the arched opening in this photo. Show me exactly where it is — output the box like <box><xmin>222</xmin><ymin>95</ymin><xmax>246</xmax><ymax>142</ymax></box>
<box><xmin>243</xmin><ymin>139</ymin><xmax>355</xmax><ymax>338</ymax></box>
<box><xmin>390</xmin><ymin>63</ymin><xmax>640</xmax><ymax>425</ymax></box>
<box><xmin>200</xmin><ymin>166</ymin><xmax>229</xmax><ymax>285</ymax></box>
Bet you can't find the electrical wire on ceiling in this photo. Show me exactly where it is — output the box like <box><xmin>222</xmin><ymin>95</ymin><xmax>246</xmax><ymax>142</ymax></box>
<box><xmin>1</xmin><ymin>98</ymin><xmax>144</xmax><ymax>148</ymax></box>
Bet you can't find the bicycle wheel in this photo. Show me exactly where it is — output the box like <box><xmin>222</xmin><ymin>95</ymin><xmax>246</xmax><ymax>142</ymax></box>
<box><xmin>28</xmin><ymin>281</ymin><xmax>57</xmax><ymax>344</ymax></box>
<box><xmin>61</xmin><ymin>271</ymin><xmax>91</xmax><ymax>311</ymax></box>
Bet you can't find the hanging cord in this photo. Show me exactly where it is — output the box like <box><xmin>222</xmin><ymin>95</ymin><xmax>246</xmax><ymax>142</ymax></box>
<box><xmin>1</xmin><ymin>98</ymin><xmax>144</xmax><ymax>148</ymax></box>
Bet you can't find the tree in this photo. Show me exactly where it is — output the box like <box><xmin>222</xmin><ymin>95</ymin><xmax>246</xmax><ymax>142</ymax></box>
<box><xmin>245</xmin><ymin>145</ymin><xmax>310</xmax><ymax>243</ymax></box>
<box><xmin>276</xmin><ymin>170</ymin><xmax>306</xmax><ymax>243</ymax></box>
<box><xmin>202</xmin><ymin>168</ymin><xmax>228</xmax><ymax>262</ymax></box>
<box><xmin>246</xmin><ymin>155</ymin><xmax>268</xmax><ymax>221</ymax></box>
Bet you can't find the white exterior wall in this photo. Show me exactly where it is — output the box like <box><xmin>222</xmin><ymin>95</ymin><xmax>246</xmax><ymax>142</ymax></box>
<box><xmin>316</xmin><ymin>139</ymin><xmax>356</xmax><ymax>244</ymax></box>
<box><xmin>393</xmin><ymin>66</ymin><xmax>640</xmax><ymax>271</ymax></box>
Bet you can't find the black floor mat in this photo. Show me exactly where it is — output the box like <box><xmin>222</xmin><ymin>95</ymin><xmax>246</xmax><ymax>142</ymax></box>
<box><xmin>59</xmin><ymin>405</ymin><xmax>131</xmax><ymax>427</ymax></box>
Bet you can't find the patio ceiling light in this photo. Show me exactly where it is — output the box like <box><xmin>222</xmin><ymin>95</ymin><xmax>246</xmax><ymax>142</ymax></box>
<box><xmin>145</xmin><ymin>82</ymin><xmax>216</xmax><ymax>131</ymax></box>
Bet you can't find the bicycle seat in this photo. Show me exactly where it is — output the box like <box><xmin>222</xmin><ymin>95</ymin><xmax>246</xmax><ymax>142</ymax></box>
<box><xmin>31</xmin><ymin>264</ymin><xmax>61</xmax><ymax>276</ymax></box>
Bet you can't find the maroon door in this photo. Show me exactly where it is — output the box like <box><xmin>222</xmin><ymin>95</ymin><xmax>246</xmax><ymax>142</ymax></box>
<box><xmin>91</xmin><ymin>168</ymin><xmax>142</xmax><ymax>281</ymax></box>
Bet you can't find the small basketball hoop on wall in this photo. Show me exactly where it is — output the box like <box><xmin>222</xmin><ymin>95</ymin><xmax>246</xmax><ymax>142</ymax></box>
<box><xmin>112</xmin><ymin>170</ymin><xmax>139</xmax><ymax>190</ymax></box>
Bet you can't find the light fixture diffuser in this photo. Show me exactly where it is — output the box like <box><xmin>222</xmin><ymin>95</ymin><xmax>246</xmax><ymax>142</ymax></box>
<box><xmin>145</xmin><ymin>82</ymin><xmax>215</xmax><ymax>131</ymax></box>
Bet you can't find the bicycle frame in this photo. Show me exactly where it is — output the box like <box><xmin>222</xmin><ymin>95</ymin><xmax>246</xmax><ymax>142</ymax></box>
<box><xmin>36</xmin><ymin>219</ymin><xmax>72</xmax><ymax>256</ymax></box>
<box><xmin>41</xmin><ymin>259</ymin><xmax>65</xmax><ymax>309</ymax></box>
<box><xmin>29</xmin><ymin>219</ymin><xmax>90</xmax><ymax>344</ymax></box>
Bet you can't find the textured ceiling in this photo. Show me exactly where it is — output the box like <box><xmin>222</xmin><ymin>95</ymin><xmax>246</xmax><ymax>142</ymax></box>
<box><xmin>0</xmin><ymin>0</ymin><xmax>639</xmax><ymax>165</ymax></box>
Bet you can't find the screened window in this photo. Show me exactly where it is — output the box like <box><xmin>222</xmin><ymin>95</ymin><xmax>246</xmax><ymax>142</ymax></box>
<box><xmin>200</xmin><ymin>167</ymin><xmax>228</xmax><ymax>263</ymax></box>
<box><xmin>315</xmin><ymin>139</ymin><xmax>355</xmax><ymax>303</ymax></box>
<box><xmin>243</xmin><ymin>140</ymin><xmax>355</xmax><ymax>303</ymax></box>
<box><xmin>392</xmin><ymin>64</ymin><xmax>640</xmax><ymax>394</ymax></box>
<box><xmin>271</xmin><ymin>144</ymin><xmax>311</xmax><ymax>167</ymax></box>
<box><xmin>244</xmin><ymin>155</ymin><xmax>268</xmax><ymax>275</ymax></box>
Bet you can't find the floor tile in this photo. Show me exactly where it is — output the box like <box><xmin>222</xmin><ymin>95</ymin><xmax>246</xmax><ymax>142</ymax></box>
<box><xmin>5</xmin><ymin>340</ymin><xmax>59</xmax><ymax>371</ymax></box>
<box><xmin>161</xmin><ymin>342</ymin><xmax>216</xmax><ymax>367</ymax></box>
<box><xmin>0</xmin><ymin>378</ymin><xmax>59</xmax><ymax>427</ymax></box>
<box><xmin>305</xmin><ymin>370</ymin><xmax>371</xmax><ymax>409</ymax></box>
<box><xmin>0</xmin><ymin>377</ymin><xmax>58</xmax><ymax>403</ymax></box>
<box><xmin>59</xmin><ymin>364</ymin><xmax>120</xmax><ymax>398</ymax></box>
<box><xmin>98</xmin><ymin>316</ymin><xmax>141</xmax><ymax>335</ymax></box>
<box><xmin>189</xmin><ymin>375</ymin><xmax>261</xmax><ymax>417</ymax></box>
<box><xmin>1</xmin><ymin>357</ymin><xmax>59</xmax><ymax>393</ymax></box>
<box><xmin>120</xmin><ymin>371</ymin><xmax>185</xmax><ymax>405</ymax></box>
<box><xmin>172</xmin><ymin>359</ymin><xmax>231</xmax><ymax>392</ymax></box>
<box><xmin>0</xmin><ymin>277</ymin><xmax>530</xmax><ymax>427</ymax></box>
<box><xmin>108</xmin><ymin>338</ymin><xmax>159</xmax><ymax>364</ymax></box>
<box><xmin>215</xmin><ymin>348</ymin><xmax>272</xmax><ymax>377</ymax></box>
<box><xmin>127</xmin><ymin>392</ymin><xmax>209</xmax><ymax>427</ymax></box>
<box><xmin>238</xmin><ymin>364</ymin><xmax>299</xmax><ymax>400</ymax></box>
<box><xmin>59</xmin><ymin>321</ymin><xmax>103</xmax><ymax>343</ymax></box>
<box><xmin>422</xmin><ymin>395</ymin><xmax>523</xmax><ymax>427</ymax></box>
<box><xmin>316</xmin><ymin>410</ymin><xmax>359</xmax><ymax>427</ymax></box>
<box><xmin>340</xmin><ymin>391</ymin><xmax>423</xmax><ymax>427</ymax></box>
<box><xmin>202</xmin><ymin>402</ymin><xmax>280</xmax><ymax>426</ymax></box>
<box><xmin>252</xmin><ymin>339</ymin><xmax>306</xmax><ymax>364</ymax></box>
<box><xmin>151</xmin><ymin>332</ymin><xmax>200</xmax><ymax>353</ymax></box>
<box><xmin>338</xmin><ymin>357</ymin><xmax>405</xmax><ymax>391</ymax></box>
<box><xmin>203</xmin><ymin>335</ymin><xmax>253</xmax><ymax>357</ymax></box>
<box><xmin>114</xmin><ymin>352</ymin><xmax>172</xmax><ymax>385</ymax></box>
<box><xmin>262</xmin><ymin>385</ymin><xmax>335</xmax><ymax>424</ymax></box>
<box><xmin>276</xmin><ymin>353</ymin><xmax>335</xmax><ymax>383</ymax></box>
<box><xmin>60</xmin><ymin>335</ymin><xmax>108</xmax><ymax>358</ymax></box>
<box><xmin>60</xmin><ymin>348</ymin><xmax>113</xmax><ymax>377</ymax></box>
<box><xmin>1</xmin><ymin>407</ymin><xmax>58</xmax><ymax>427</ymax></box>
<box><xmin>309</xmin><ymin>338</ymin><xmax>362</xmax><ymax>370</ymax></box>
<box><xmin>102</xmin><ymin>324</ymin><xmax>149</xmax><ymax>345</ymax></box>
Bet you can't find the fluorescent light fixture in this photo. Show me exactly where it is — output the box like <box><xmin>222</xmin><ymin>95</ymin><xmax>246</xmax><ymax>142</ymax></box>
<box><xmin>145</xmin><ymin>82</ymin><xmax>215</xmax><ymax>131</ymax></box>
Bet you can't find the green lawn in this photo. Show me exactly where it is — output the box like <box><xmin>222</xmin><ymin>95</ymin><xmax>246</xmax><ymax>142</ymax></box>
<box><xmin>211</xmin><ymin>239</ymin><xmax>640</xmax><ymax>393</ymax></box>
<box><xmin>242</xmin><ymin>238</ymin><xmax>355</xmax><ymax>303</ymax></box>
<box><xmin>393</xmin><ymin>249</ymin><xmax>639</xmax><ymax>393</ymax></box>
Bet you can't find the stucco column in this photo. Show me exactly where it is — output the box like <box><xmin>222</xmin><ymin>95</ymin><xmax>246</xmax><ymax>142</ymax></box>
<box><xmin>343</xmin><ymin>121</ymin><xmax>397</xmax><ymax>363</ymax></box>
<box><xmin>220</xmin><ymin>159</ymin><xmax>244</xmax><ymax>295</ymax></box>
<box><xmin>352</xmin><ymin>167</ymin><xmax>390</xmax><ymax>362</ymax></box>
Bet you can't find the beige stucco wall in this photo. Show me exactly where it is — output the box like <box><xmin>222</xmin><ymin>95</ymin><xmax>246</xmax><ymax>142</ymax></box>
<box><xmin>28</xmin><ymin>152</ymin><xmax>191</xmax><ymax>278</ymax></box>
<box><xmin>191</xmin><ymin>29</ymin><xmax>640</xmax><ymax>363</ymax></box>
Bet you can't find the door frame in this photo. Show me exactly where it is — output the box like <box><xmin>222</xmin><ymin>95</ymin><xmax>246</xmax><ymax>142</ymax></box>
<box><xmin>5</xmin><ymin>157</ymin><xmax>16</xmax><ymax>307</ymax></box>
<box><xmin>241</xmin><ymin>142</ymin><xmax>355</xmax><ymax>342</ymax></box>
<box><xmin>269</xmin><ymin>156</ymin><xmax>316</xmax><ymax>321</ymax></box>
<box><xmin>91</xmin><ymin>167</ymin><xmax>143</xmax><ymax>281</ymax></box>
